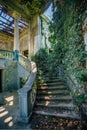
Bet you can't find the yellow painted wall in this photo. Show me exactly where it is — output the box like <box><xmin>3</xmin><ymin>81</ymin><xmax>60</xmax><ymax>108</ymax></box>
<box><xmin>0</xmin><ymin>33</ymin><xmax>13</xmax><ymax>50</ymax></box>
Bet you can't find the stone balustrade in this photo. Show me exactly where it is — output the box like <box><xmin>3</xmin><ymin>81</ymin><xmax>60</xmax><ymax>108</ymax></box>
<box><xmin>19</xmin><ymin>54</ymin><xmax>31</xmax><ymax>72</ymax></box>
<box><xmin>0</xmin><ymin>49</ymin><xmax>14</xmax><ymax>60</ymax></box>
<box><xmin>0</xmin><ymin>50</ymin><xmax>31</xmax><ymax>73</ymax></box>
<box><xmin>18</xmin><ymin>62</ymin><xmax>37</xmax><ymax>123</ymax></box>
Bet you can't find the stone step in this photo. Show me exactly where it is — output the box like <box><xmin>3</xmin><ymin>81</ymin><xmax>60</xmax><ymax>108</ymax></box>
<box><xmin>38</xmin><ymin>85</ymin><xmax>68</xmax><ymax>90</ymax></box>
<box><xmin>49</xmin><ymin>77</ymin><xmax>59</xmax><ymax>79</ymax></box>
<box><xmin>36</xmin><ymin>95</ymin><xmax>72</xmax><ymax>102</ymax></box>
<box><xmin>37</xmin><ymin>90</ymin><xmax>70</xmax><ymax>96</ymax></box>
<box><xmin>40</xmin><ymin>82</ymin><xmax>64</xmax><ymax>86</ymax></box>
<box><xmin>46</xmin><ymin>79</ymin><xmax>63</xmax><ymax>83</ymax></box>
<box><xmin>34</xmin><ymin>105</ymin><xmax>77</xmax><ymax>114</ymax></box>
<box><xmin>34</xmin><ymin>75</ymin><xmax>81</xmax><ymax>121</ymax></box>
<box><xmin>34</xmin><ymin>110</ymin><xmax>80</xmax><ymax>120</ymax></box>
<box><xmin>35</xmin><ymin>102</ymin><xmax>75</xmax><ymax>111</ymax></box>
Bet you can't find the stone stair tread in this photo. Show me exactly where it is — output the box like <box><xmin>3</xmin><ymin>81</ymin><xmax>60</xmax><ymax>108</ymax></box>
<box><xmin>34</xmin><ymin>110</ymin><xmax>80</xmax><ymax>119</ymax></box>
<box><xmin>34</xmin><ymin>106</ymin><xmax>76</xmax><ymax>113</ymax></box>
<box><xmin>49</xmin><ymin>77</ymin><xmax>59</xmax><ymax>79</ymax></box>
<box><xmin>37</xmin><ymin>95</ymin><xmax>72</xmax><ymax>100</ymax></box>
<box><xmin>33</xmin><ymin>75</ymin><xmax>80</xmax><ymax>121</ymax></box>
<box><xmin>46</xmin><ymin>79</ymin><xmax>62</xmax><ymax>82</ymax></box>
<box><xmin>38</xmin><ymin>86</ymin><xmax>68</xmax><ymax>90</ymax></box>
<box><xmin>36</xmin><ymin>102</ymin><xmax>75</xmax><ymax>109</ymax></box>
<box><xmin>40</xmin><ymin>82</ymin><xmax>64</xmax><ymax>86</ymax></box>
<box><xmin>37</xmin><ymin>90</ymin><xmax>69</xmax><ymax>95</ymax></box>
<box><xmin>36</xmin><ymin>100</ymin><xmax>73</xmax><ymax>106</ymax></box>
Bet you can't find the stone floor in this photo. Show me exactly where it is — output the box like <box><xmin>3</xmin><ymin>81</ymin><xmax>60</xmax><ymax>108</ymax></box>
<box><xmin>0</xmin><ymin>90</ymin><xmax>31</xmax><ymax>129</ymax></box>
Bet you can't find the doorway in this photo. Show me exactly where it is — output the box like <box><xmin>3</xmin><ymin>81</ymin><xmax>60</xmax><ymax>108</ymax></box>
<box><xmin>0</xmin><ymin>70</ymin><xmax>2</xmax><ymax>92</ymax></box>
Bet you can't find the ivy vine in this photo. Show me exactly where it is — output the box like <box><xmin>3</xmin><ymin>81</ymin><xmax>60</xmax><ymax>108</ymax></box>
<box><xmin>50</xmin><ymin>0</ymin><xmax>87</xmax><ymax>83</ymax></box>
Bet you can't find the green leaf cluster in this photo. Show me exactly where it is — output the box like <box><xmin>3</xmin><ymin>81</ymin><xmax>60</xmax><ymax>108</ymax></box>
<box><xmin>50</xmin><ymin>0</ymin><xmax>87</xmax><ymax>82</ymax></box>
<box><xmin>49</xmin><ymin>0</ymin><xmax>87</xmax><ymax>104</ymax></box>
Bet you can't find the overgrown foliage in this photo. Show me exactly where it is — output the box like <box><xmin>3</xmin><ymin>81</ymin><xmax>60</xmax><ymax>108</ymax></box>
<box><xmin>33</xmin><ymin>48</ymin><xmax>48</xmax><ymax>73</ymax></box>
<box><xmin>31</xmin><ymin>48</ymin><xmax>49</xmax><ymax>75</ymax></box>
<box><xmin>50</xmin><ymin>0</ymin><xmax>87</xmax><ymax>83</ymax></box>
<box><xmin>49</xmin><ymin>0</ymin><xmax>87</xmax><ymax>105</ymax></box>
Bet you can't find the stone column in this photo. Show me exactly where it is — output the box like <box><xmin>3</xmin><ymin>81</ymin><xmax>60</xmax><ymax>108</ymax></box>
<box><xmin>28</xmin><ymin>23</ymin><xmax>31</xmax><ymax>58</ymax></box>
<box><xmin>13</xmin><ymin>18</ymin><xmax>19</xmax><ymax>60</ymax></box>
<box><xmin>38</xmin><ymin>16</ymin><xmax>42</xmax><ymax>50</ymax></box>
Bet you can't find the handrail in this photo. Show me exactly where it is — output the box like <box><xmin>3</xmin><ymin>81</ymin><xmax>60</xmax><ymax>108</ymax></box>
<box><xmin>19</xmin><ymin>54</ymin><xmax>31</xmax><ymax>72</ymax></box>
<box><xmin>18</xmin><ymin>61</ymin><xmax>37</xmax><ymax>123</ymax></box>
<box><xmin>58</xmin><ymin>65</ymin><xmax>85</xmax><ymax>102</ymax></box>
<box><xmin>57</xmin><ymin>65</ymin><xmax>77</xmax><ymax>88</ymax></box>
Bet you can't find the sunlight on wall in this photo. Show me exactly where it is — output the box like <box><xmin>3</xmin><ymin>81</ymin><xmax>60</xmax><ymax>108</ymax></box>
<box><xmin>0</xmin><ymin>106</ymin><xmax>13</xmax><ymax>127</ymax></box>
<box><xmin>4</xmin><ymin>96</ymin><xmax>14</xmax><ymax>106</ymax></box>
<box><xmin>0</xmin><ymin>111</ymin><xmax>8</xmax><ymax>118</ymax></box>
<box><xmin>8</xmin><ymin>121</ymin><xmax>13</xmax><ymax>127</ymax></box>
<box><xmin>0</xmin><ymin>107</ymin><xmax>5</xmax><ymax>112</ymax></box>
<box><xmin>4</xmin><ymin>116</ymin><xmax>13</xmax><ymax>123</ymax></box>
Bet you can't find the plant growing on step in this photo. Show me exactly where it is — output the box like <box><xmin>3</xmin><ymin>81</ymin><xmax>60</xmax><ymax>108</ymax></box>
<box><xmin>73</xmin><ymin>87</ymin><xmax>85</xmax><ymax>105</ymax></box>
<box><xmin>31</xmin><ymin>48</ymin><xmax>50</xmax><ymax>81</ymax></box>
<box><xmin>20</xmin><ymin>77</ymin><xmax>27</xmax><ymax>88</ymax></box>
<box><xmin>78</xmin><ymin>71</ymin><xmax>87</xmax><ymax>93</ymax></box>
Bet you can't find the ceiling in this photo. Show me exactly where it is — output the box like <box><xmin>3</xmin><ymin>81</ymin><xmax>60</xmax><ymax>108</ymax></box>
<box><xmin>0</xmin><ymin>5</ymin><xmax>28</xmax><ymax>36</ymax></box>
<box><xmin>0</xmin><ymin>0</ymin><xmax>51</xmax><ymax>36</ymax></box>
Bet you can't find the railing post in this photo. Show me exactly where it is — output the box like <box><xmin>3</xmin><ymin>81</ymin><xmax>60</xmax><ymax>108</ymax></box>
<box><xmin>18</xmin><ymin>91</ymin><xmax>29</xmax><ymax>123</ymax></box>
<box><xmin>18</xmin><ymin>88</ymin><xmax>34</xmax><ymax>123</ymax></box>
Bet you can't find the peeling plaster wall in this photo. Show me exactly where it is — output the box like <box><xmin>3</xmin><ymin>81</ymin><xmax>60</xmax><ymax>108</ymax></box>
<box><xmin>0</xmin><ymin>59</ymin><xmax>30</xmax><ymax>91</ymax></box>
<box><xmin>19</xmin><ymin>16</ymin><xmax>41</xmax><ymax>57</ymax></box>
<box><xmin>30</xmin><ymin>16</ymin><xmax>41</xmax><ymax>56</ymax></box>
<box><xmin>19</xmin><ymin>29</ymin><xmax>29</xmax><ymax>56</ymax></box>
<box><xmin>0</xmin><ymin>60</ymin><xmax>18</xmax><ymax>91</ymax></box>
<box><xmin>0</xmin><ymin>33</ymin><xmax>13</xmax><ymax>50</ymax></box>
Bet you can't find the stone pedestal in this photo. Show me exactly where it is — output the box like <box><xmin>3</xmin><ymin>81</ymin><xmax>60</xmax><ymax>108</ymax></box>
<box><xmin>18</xmin><ymin>90</ymin><xmax>31</xmax><ymax>123</ymax></box>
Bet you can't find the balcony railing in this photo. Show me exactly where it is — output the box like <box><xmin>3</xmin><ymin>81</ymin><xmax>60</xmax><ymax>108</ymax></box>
<box><xmin>0</xmin><ymin>49</ymin><xmax>14</xmax><ymax>60</ymax></box>
<box><xmin>0</xmin><ymin>49</ymin><xmax>31</xmax><ymax>72</ymax></box>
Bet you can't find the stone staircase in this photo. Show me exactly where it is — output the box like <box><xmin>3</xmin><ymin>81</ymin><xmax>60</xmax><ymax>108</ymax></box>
<box><xmin>33</xmin><ymin>77</ymin><xmax>80</xmax><ymax>119</ymax></box>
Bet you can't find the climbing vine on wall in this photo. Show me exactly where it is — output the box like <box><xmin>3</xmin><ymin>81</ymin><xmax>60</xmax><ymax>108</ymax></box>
<box><xmin>50</xmin><ymin>0</ymin><xmax>87</xmax><ymax>83</ymax></box>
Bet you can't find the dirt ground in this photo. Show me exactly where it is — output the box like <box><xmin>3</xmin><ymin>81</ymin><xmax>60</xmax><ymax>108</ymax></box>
<box><xmin>30</xmin><ymin>114</ymin><xmax>87</xmax><ymax>130</ymax></box>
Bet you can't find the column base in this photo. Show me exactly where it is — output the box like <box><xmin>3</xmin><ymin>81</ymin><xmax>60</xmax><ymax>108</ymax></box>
<box><xmin>13</xmin><ymin>50</ymin><xmax>19</xmax><ymax>61</ymax></box>
<box><xmin>18</xmin><ymin>113</ymin><xmax>32</xmax><ymax>123</ymax></box>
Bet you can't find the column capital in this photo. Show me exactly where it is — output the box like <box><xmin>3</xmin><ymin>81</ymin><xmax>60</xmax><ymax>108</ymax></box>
<box><xmin>12</xmin><ymin>11</ymin><xmax>21</xmax><ymax>19</ymax></box>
